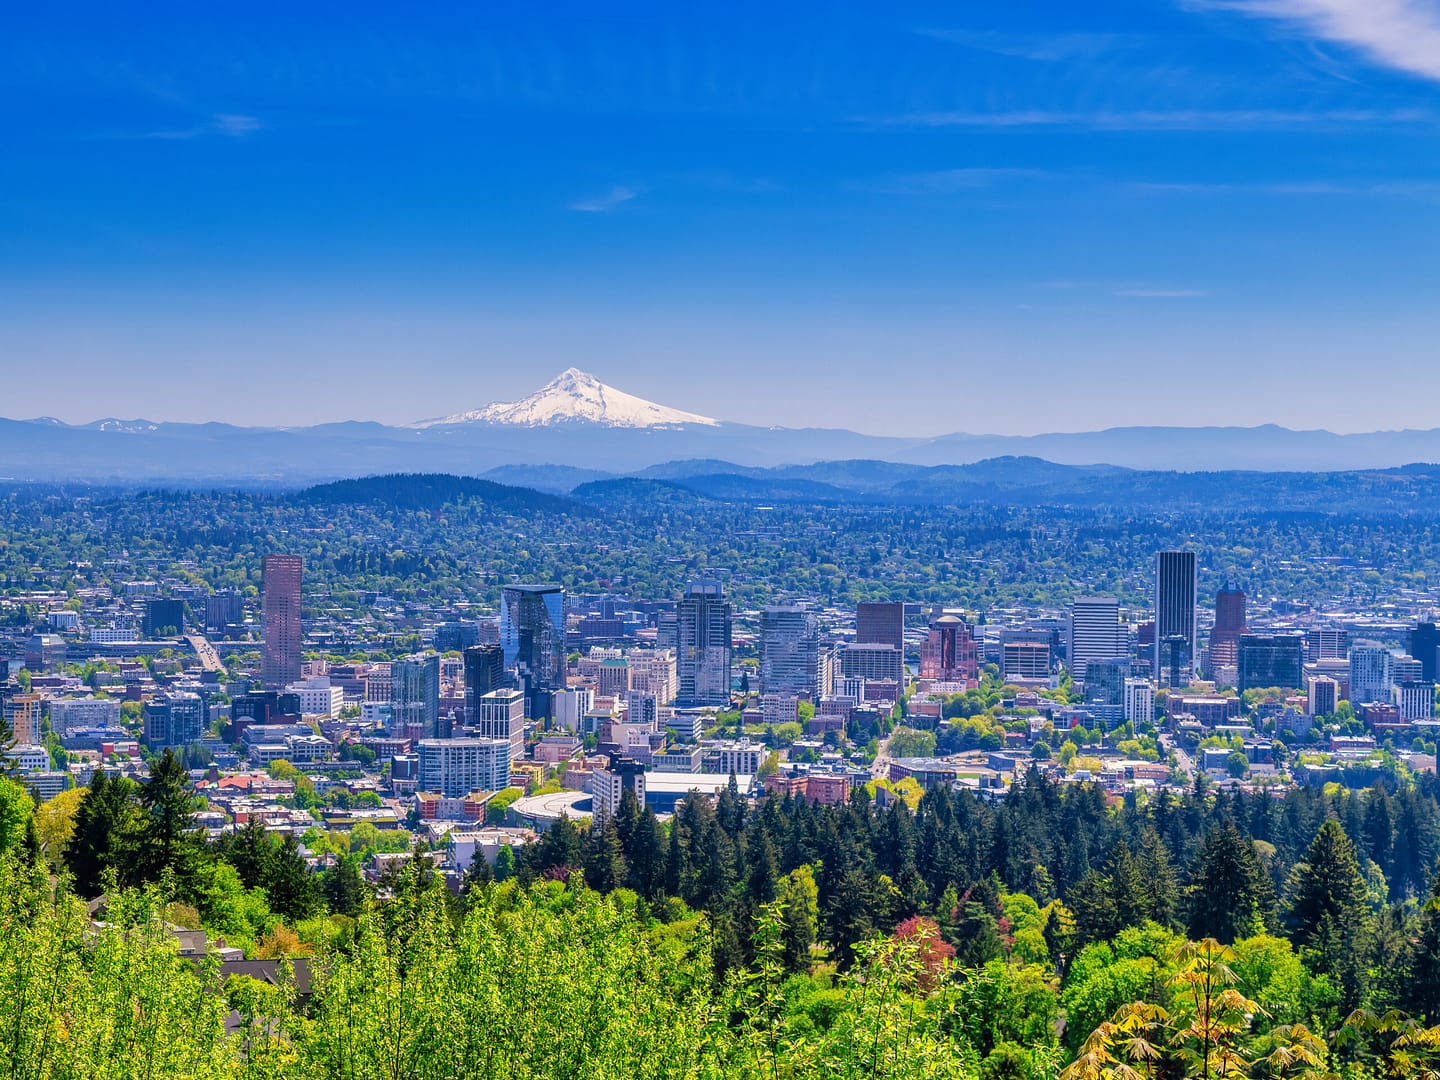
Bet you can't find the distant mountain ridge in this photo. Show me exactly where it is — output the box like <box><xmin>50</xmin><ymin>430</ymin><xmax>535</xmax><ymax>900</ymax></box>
<box><xmin>567</xmin><ymin>457</ymin><xmax>1440</xmax><ymax>514</ymax></box>
<box><xmin>200</xmin><ymin>460</ymin><xmax>1440</xmax><ymax>518</ymax></box>
<box><xmin>7</xmin><ymin>369</ymin><xmax>1440</xmax><ymax>480</ymax></box>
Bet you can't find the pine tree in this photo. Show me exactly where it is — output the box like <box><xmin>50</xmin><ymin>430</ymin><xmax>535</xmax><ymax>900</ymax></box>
<box><xmin>1362</xmin><ymin>787</ymin><xmax>1395</xmax><ymax>879</ymax></box>
<box><xmin>525</xmin><ymin>814</ymin><xmax>587</xmax><ymax>879</ymax></box>
<box><xmin>220</xmin><ymin>818</ymin><xmax>273</xmax><ymax>890</ymax></box>
<box><xmin>585</xmin><ymin>817</ymin><xmax>627</xmax><ymax>894</ymax></box>
<box><xmin>461</xmin><ymin>850</ymin><xmax>493</xmax><ymax>901</ymax></box>
<box><xmin>19</xmin><ymin>813</ymin><xmax>41</xmax><ymax>867</ymax></box>
<box><xmin>1187</xmin><ymin>821</ymin><xmax>1270</xmax><ymax>944</ymax></box>
<box><xmin>777</xmin><ymin>865</ymin><xmax>819</xmax><ymax>973</ymax></box>
<box><xmin>1407</xmin><ymin>862</ymin><xmax>1440</xmax><ymax>1022</ymax></box>
<box><xmin>1137</xmin><ymin>826</ymin><xmax>1180</xmax><ymax>928</ymax></box>
<box><xmin>264</xmin><ymin>833</ymin><xmax>323</xmax><ymax>921</ymax></box>
<box><xmin>746</xmin><ymin>830</ymin><xmax>780</xmax><ymax>906</ymax></box>
<box><xmin>63</xmin><ymin>769</ymin><xmax>137</xmax><ymax>898</ymax></box>
<box><xmin>1066</xmin><ymin>871</ymin><xmax>1118</xmax><ymax>946</ymax></box>
<box><xmin>615</xmin><ymin>790</ymin><xmax>665</xmax><ymax>900</ymax></box>
<box><xmin>825</xmin><ymin>868</ymin><xmax>881</xmax><ymax>968</ymax></box>
<box><xmin>1107</xmin><ymin>843</ymin><xmax>1148</xmax><ymax>931</ymax></box>
<box><xmin>134</xmin><ymin>748</ymin><xmax>205</xmax><ymax>894</ymax></box>
<box><xmin>323</xmin><ymin>854</ymin><xmax>366</xmax><ymax>916</ymax></box>
<box><xmin>1287</xmin><ymin>818</ymin><xmax>1371</xmax><ymax>949</ymax></box>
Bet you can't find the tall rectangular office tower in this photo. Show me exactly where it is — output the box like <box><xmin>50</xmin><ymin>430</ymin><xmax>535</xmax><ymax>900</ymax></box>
<box><xmin>261</xmin><ymin>554</ymin><xmax>303</xmax><ymax>689</ymax></box>
<box><xmin>464</xmin><ymin>644</ymin><xmax>506</xmax><ymax>723</ymax></box>
<box><xmin>1069</xmin><ymin>596</ymin><xmax>1123</xmax><ymax>685</ymax></box>
<box><xmin>392</xmin><ymin>652</ymin><xmax>442</xmax><ymax>737</ymax></box>
<box><xmin>761</xmin><ymin>605</ymin><xmax>821</xmax><ymax>697</ymax></box>
<box><xmin>856</xmin><ymin>602</ymin><xmax>905</xmax><ymax>652</ymax></box>
<box><xmin>1154</xmin><ymin>550</ymin><xmax>1197</xmax><ymax>686</ymax></box>
<box><xmin>676</xmin><ymin>580</ymin><xmax>732</xmax><ymax>706</ymax></box>
<box><xmin>499</xmin><ymin>584</ymin><xmax>566</xmax><ymax>717</ymax></box>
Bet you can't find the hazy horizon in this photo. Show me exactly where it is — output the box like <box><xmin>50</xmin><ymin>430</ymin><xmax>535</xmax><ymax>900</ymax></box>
<box><xmin>6</xmin><ymin>1</ymin><xmax>1440</xmax><ymax>435</ymax></box>
<box><xmin>13</xmin><ymin>364</ymin><xmax>1440</xmax><ymax>441</ymax></box>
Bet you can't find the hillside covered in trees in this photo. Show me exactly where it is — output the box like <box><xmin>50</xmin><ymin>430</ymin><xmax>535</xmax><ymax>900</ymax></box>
<box><xmin>12</xmin><ymin>749</ymin><xmax>1440</xmax><ymax>1077</ymax></box>
<box><xmin>2</xmin><ymin>479</ymin><xmax>1439</xmax><ymax>613</ymax></box>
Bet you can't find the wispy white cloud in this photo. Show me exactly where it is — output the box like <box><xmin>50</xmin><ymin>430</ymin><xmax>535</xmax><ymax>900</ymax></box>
<box><xmin>856</xmin><ymin>167</ymin><xmax>1046</xmax><ymax>195</ymax></box>
<box><xmin>1130</xmin><ymin>178</ymin><xmax>1440</xmax><ymax>197</ymax></box>
<box><xmin>861</xmin><ymin>106</ymin><xmax>1433</xmax><ymax>130</ymax></box>
<box><xmin>912</xmin><ymin>28</ymin><xmax>1127</xmax><ymax>61</ymax></box>
<box><xmin>568</xmin><ymin>185</ymin><xmax>643</xmax><ymax>213</ymax></box>
<box><xmin>1026</xmin><ymin>281</ymin><xmax>1209</xmax><ymax>298</ymax></box>
<box><xmin>209</xmin><ymin>114</ymin><xmax>262</xmax><ymax>137</ymax></box>
<box><xmin>97</xmin><ymin>113</ymin><xmax>263</xmax><ymax>141</ymax></box>
<box><xmin>1114</xmin><ymin>287</ymin><xmax>1209</xmax><ymax>298</ymax></box>
<box><xmin>1191</xmin><ymin>0</ymin><xmax>1440</xmax><ymax>82</ymax></box>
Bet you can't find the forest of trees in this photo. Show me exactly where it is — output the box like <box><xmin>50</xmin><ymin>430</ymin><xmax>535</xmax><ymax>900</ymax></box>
<box><xmin>2</xmin><ymin>482</ymin><xmax>1439</xmax><ymax>613</ymax></box>
<box><xmin>14</xmin><ymin>748</ymin><xmax>1440</xmax><ymax>1076</ymax></box>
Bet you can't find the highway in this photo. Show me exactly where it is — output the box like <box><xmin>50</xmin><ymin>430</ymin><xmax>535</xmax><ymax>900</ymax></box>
<box><xmin>186</xmin><ymin>634</ymin><xmax>223</xmax><ymax>673</ymax></box>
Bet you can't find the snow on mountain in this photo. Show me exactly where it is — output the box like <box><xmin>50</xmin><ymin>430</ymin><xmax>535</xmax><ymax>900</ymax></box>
<box><xmin>416</xmin><ymin>368</ymin><xmax>720</xmax><ymax>428</ymax></box>
<box><xmin>87</xmin><ymin>418</ymin><xmax>160</xmax><ymax>433</ymax></box>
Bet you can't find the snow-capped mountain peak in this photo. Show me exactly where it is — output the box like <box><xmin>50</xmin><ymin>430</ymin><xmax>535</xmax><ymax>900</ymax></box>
<box><xmin>416</xmin><ymin>368</ymin><xmax>720</xmax><ymax>428</ymax></box>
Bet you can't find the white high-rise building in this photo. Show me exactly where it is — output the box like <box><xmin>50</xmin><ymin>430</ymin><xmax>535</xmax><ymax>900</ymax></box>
<box><xmin>286</xmin><ymin>676</ymin><xmax>344</xmax><ymax>718</ymax></box>
<box><xmin>552</xmin><ymin>688</ymin><xmax>593</xmax><ymax>733</ymax></box>
<box><xmin>476</xmin><ymin>688</ymin><xmax>526</xmax><ymax>756</ymax></box>
<box><xmin>1350</xmin><ymin>645</ymin><xmax>1390</xmax><ymax>705</ymax></box>
<box><xmin>49</xmin><ymin>697</ymin><xmax>122</xmax><ymax>734</ymax></box>
<box><xmin>1394</xmin><ymin>681</ymin><xmax>1436</xmax><ymax>722</ymax></box>
<box><xmin>1124</xmin><ymin>678</ymin><xmax>1155</xmax><ymax>727</ymax></box>
<box><xmin>1069</xmin><ymin>597</ymin><xmax>1124</xmax><ymax>686</ymax></box>
<box><xmin>1307</xmin><ymin>675</ymin><xmax>1339</xmax><ymax>718</ymax></box>
<box><xmin>417</xmin><ymin>738</ymin><xmax>511</xmax><ymax>797</ymax></box>
<box><xmin>591</xmin><ymin>757</ymin><xmax>646</xmax><ymax>823</ymax></box>
<box><xmin>628</xmin><ymin>648</ymin><xmax>677</xmax><ymax>705</ymax></box>
<box><xmin>839</xmin><ymin>643</ymin><xmax>904</xmax><ymax>685</ymax></box>
<box><xmin>1389</xmin><ymin>654</ymin><xmax>1425</xmax><ymax>688</ymax></box>
<box><xmin>391</xmin><ymin>653</ymin><xmax>441</xmax><ymax>737</ymax></box>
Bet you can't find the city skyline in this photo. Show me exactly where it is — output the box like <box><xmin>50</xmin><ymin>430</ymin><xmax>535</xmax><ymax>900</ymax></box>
<box><xmin>6</xmin><ymin>2</ymin><xmax>1440</xmax><ymax>434</ymax></box>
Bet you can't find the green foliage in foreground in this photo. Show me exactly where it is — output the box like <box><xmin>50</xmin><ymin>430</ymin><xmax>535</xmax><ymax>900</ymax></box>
<box><xmin>12</xmin><ymin>841</ymin><xmax>1440</xmax><ymax>1079</ymax></box>
<box><xmin>0</xmin><ymin>851</ymin><xmax>990</xmax><ymax>1080</ymax></box>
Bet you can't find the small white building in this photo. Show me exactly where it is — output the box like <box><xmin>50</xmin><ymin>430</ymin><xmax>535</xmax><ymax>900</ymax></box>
<box><xmin>287</xmin><ymin>677</ymin><xmax>345</xmax><ymax>719</ymax></box>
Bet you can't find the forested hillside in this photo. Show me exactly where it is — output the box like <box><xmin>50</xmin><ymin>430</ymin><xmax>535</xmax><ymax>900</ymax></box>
<box><xmin>3</xmin><ymin>481</ymin><xmax>1439</xmax><ymax>612</ymax></box>
<box><xmin>11</xmin><ymin>750</ymin><xmax>1440</xmax><ymax>1077</ymax></box>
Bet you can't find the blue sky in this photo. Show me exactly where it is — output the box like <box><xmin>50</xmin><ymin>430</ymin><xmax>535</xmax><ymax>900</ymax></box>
<box><xmin>3</xmin><ymin>0</ymin><xmax>1439</xmax><ymax>434</ymax></box>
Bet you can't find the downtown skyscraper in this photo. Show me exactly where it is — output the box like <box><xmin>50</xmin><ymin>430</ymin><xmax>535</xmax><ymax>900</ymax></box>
<box><xmin>856</xmin><ymin>601</ymin><xmax>905</xmax><ymax>652</ymax></box>
<box><xmin>676</xmin><ymin>579</ymin><xmax>732</xmax><ymax>707</ymax></box>
<box><xmin>500</xmin><ymin>584</ymin><xmax>566</xmax><ymax>718</ymax></box>
<box><xmin>1068</xmin><ymin>596</ymin><xmax>1124</xmax><ymax>686</ymax></box>
<box><xmin>391</xmin><ymin>652</ymin><xmax>442</xmax><ymax>738</ymax></box>
<box><xmin>1208</xmin><ymin>581</ymin><xmax>1248</xmax><ymax>671</ymax></box>
<box><xmin>261</xmin><ymin>554</ymin><xmax>302</xmax><ymax>690</ymax></box>
<box><xmin>1154</xmin><ymin>550</ymin><xmax>1197</xmax><ymax>687</ymax></box>
<box><xmin>761</xmin><ymin>605</ymin><xmax>821</xmax><ymax>698</ymax></box>
<box><xmin>463</xmin><ymin>644</ymin><xmax>506</xmax><ymax>723</ymax></box>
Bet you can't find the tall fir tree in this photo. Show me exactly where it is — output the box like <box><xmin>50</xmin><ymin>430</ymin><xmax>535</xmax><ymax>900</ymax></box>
<box><xmin>322</xmin><ymin>854</ymin><xmax>366</xmax><ymax>916</ymax></box>
<box><xmin>1407</xmin><ymin>862</ymin><xmax>1440</xmax><ymax>1022</ymax></box>
<box><xmin>62</xmin><ymin>769</ymin><xmax>137</xmax><ymax>898</ymax></box>
<box><xmin>134</xmin><ymin>748</ymin><xmax>205</xmax><ymax>894</ymax></box>
<box><xmin>585</xmin><ymin>817</ymin><xmax>627</xmax><ymax>894</ymax></box>
<box><xmin>1137</xmin><ymin>826</ymin><xmax>1180</xmax><ymax>928</ymax></box>
<box><xmin>1187</xmin><ymin>821</ymin><xmax>1271</xmax><ymax>944</ymax></box>
<box><xmin>1286</xmin><ymin>818</ymin><xmax>1371</xmax><ymax>949</ymax></box>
